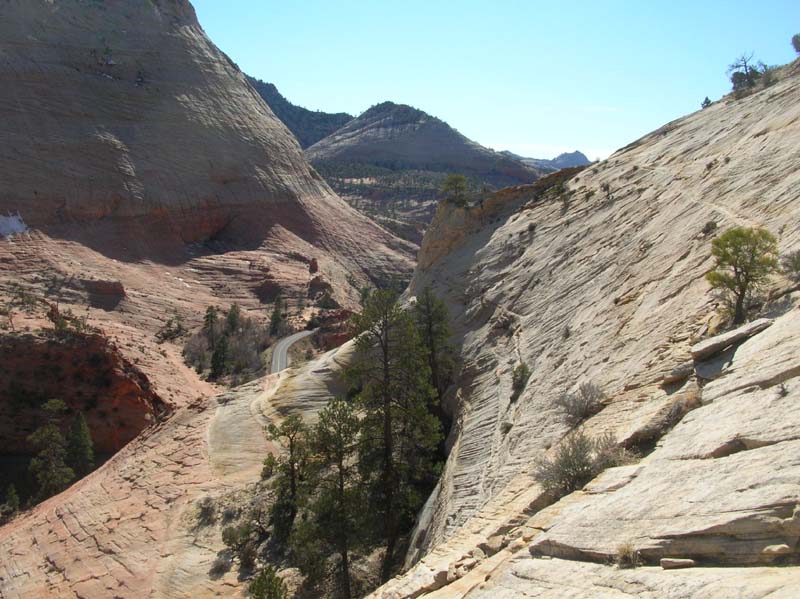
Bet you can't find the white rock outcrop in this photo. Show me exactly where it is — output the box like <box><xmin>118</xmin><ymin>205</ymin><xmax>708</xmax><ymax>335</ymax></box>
<box><xmin>370</xmin><ymin>61</ymin><xmax>800</xmax><ymax>598</ymax></box>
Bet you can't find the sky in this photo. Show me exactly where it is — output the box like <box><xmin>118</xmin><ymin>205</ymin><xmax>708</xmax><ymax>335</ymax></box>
<box><xmin>192</xmin><ymin>1</ymin><xmax>798</xmax><ymax>160</ymax></box>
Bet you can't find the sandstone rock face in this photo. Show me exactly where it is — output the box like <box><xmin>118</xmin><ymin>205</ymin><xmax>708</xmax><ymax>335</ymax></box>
<box><xmin>369</xmin><ymin>61</ymin><xmax>800</xmax><ymax>597</ymax></box>
<box><xmin>0</xmin><ymin>0</ymin><xmax>413</xmax><ymax>286</ymax></box>
<box><xmin>0</xmin><ymin>331</ymin><xmax>166</xmax><ymax>455</ymax></box>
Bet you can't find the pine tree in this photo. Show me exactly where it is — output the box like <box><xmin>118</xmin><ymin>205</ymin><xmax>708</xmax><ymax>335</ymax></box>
<box><xmin>413</xmin><ymin>286</ymin><xmax>455</xmax><ymax>400</ymax></box>
<box><xmin>210</xmin><ymin>335</ymin><xmax>228</xmax><ymax>379</ymax></box>
<box><xmin>66</xmin><ymin>412</ymin><xmax>94</xmax><ymax>477</ymax></box>
<box><xmin>269</xmin><ymin>294</ymin><xmax>284</xmax><ymax>336</ymax></box>
<box><xmin>202</xmin><ymin>306</ymin><xmax>220</xmax><ymax>347</ymax></box>
<box><xmin>267</xmin><ymin>414</ymin><xmax>311</xmax><ymax>546</ymax></box>
<box><xmin>5</xmin><ymin>484</ymin><xmax>20</xmax><ymax>513</ymax></box>
<box><xmin>27</xmin><ymin>399</ymin><xmax>75</xmax><ymax>501</ymax></box>
<box><xmin>348</xmin><ymin>289</ymin><xmax>442</xmax><ymax>581</ymax></box>
<box><xmin>225</xmin><ymin>303</ymin><xmax>242</xmax><ymax>334</ymax></box>
<box><xmin>297</xmin><ymin>398</ymin><xmax>363</xmax><ymax>598</ymax></box>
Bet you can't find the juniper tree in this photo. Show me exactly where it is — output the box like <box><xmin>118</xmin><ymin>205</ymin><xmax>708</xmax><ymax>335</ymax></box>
<box><xmin>441</xmin><ymin>174</ymin><xmax>468</xmax><ymax>207</ymax></box>
<box><xmin>66</xmin><ymin>412</ymin><xmax>94</xmax><ymax>478</ymax></box>
<box><xmin>706</xmin><ymin>227</ymin><xmax>778</xmax><ymax>324</ymax></box>
<box><xmin>348</xmin><ymin>289</ymin><xmax>442</xmax><ymax>581</ymax></box>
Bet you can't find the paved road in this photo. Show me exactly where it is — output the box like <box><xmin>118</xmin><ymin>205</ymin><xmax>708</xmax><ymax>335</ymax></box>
<box><xmin>270</xmin><ymin>329</ymin><xmax>316</xmax><ymax>373</ymax></box>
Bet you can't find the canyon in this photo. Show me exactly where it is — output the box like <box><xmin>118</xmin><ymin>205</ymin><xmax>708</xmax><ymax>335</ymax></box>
<box><xmin>1</xmin><ymin>1</ymin><xmax>799</xmax><ymax>598</ymax></box>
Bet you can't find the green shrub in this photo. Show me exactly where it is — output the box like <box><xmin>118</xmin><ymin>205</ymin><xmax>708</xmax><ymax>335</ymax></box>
<box><xmin>706</xmin><ymin>227</ymin><xmax>778</xmax><ymax>324</ymax></box>
<box><xmin>249</xmin><ymin>566</ymin><xmax>288</xmax><ymax>599</ymax></box>
<box><xmin>261</xmin><ymin>454</ymin><xmax>277</xmax><ymax>480</ymax></box>
<box><xmin>156</xmin><ymin>312</ymin><xmax>186</xmax><ymax>342</ymax></box>
<box><xmin>511</xmin><ymin>363</ymin><xmax>531</xmax><ymax>401</ymax></box>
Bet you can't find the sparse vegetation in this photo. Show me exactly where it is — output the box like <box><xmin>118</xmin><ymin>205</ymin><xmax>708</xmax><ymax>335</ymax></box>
<box><xmin>702</xmin><ymin>220</ymin><xmax>718</xmax><ymax>235</ymax></box>
<box><xmin>727</xmin><ymin>54</ymin><xmax>778</xmax><ymax>96</ymax></box>
<box><xmin>441</xmin><ymin>173</ymin><xmax>468</xmax><ymax>207</ymax></box>
<box><xmin>793</xmin><ymin>34</ymin><xmax>800</xmax><ymax>55</ymax></box>
<box><xmin>249</xmin><ymin>565</ymin><xmax>288</xmax><ymax>599</ymax></box>
<box><xmin>555</xmin><ymin>382</ymin><xmax>605</xmax><ymax>424</ymax></box>
<box><xmin>533</xmin><ymin>431</ymin><xmax>630</xmax><ymax>499</ymax></box>
<box><xmin>781</xmin><ymin>250</ymin><xmax>800</xmax><ymax>282</ymax></box>
<box><xmin>615</xmin><ymin>542</ymin><xmax>640</xmax><ymax>569</ymax></box>
<box><xmin>701</xmin><ymin>96</ymin><xmax>711</xmax><ymax>109</ymax></box>
<box><xmin>511</xmin><ymin>363</ymin><xmax>531</xmax><ymax>401</ymax></box>
<box><xmin>156</xmin><ymin>311</ymin><xmax>186</xmax><ymax>342</ymax></box>
<box><xmin>706</xmin><ymin>227</ymin><xmax>779</xmax><ymax>324</ymax></box>
<box><xmin>1</xmin><ymin>484</ymin><xmax>20</xmax><ymax>523</ymax></box>
<box><xmin>221</xmin><ymin>520</ymin><xmax>257</xmax><ymax>571</ymax></box>
<box><xmin>183</xmin><ymin>304</ymin><xmax>270</xmax><ymax>383</ymax></box>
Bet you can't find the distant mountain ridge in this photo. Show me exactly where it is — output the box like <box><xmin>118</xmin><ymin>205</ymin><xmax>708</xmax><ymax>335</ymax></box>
<box><xmin>247</xmin><ymin>76</ymin><xmax>353</xmax><ymax>148</ymax></box>
<box><xmin>305</xmin><ymin>100</ymin><xmax>540</xmax><ymax>186</ymax></box>
<box><xmin>500</xmin><ymin>149</ymin><xmax>591</xmax><ymax>173</ymax></box>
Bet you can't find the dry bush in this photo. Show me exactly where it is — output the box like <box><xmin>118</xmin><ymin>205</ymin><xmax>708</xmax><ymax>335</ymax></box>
<box><xmin>533</xmin><ymin>431</ymin><xmax>630</xmax><ymax>498</ymax></box>
<box><xmin>555</xmin><ymin>382</ymin><xmax>605</xmax><ymax>424</ymax></box>
<box><xmin>615</xmin><ymin>542</ymin><xmax>640</xmax><ymax>569</ymax></box>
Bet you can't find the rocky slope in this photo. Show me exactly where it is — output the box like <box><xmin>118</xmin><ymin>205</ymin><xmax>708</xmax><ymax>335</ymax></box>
<box><xmin>367</xmin><ymin>61</ymin><xmax>800</xmax><ymax>598</ymax></box>
<box><xmin>0</xmin><ymin>0</ymin><xmax>413</xmax><ymax>290</ymax></box>
<box><xmin>305</xmin><ymin>101</ymin><xmax>542</xmax><ymax>245</ymax></box>
<box><xmin>247</xmin><ymin>77</ymin><xmax>354</xmax><ymax>148</ymax></box>
<box><xmin>500</xmin><ymin>150</ymin><xmax>591</xmax><ymax>173</ymax></box>
<box><xmin>0</xmin><ymin>1</ymin><xmax>411</xmax><ymax>595</ymax></box>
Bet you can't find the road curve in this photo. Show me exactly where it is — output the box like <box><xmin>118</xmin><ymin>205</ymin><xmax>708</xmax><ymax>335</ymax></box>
<box><xmin>270</xmin><ymin>329</ymin><xmax>316</xmax><ymax>373</ymax></box>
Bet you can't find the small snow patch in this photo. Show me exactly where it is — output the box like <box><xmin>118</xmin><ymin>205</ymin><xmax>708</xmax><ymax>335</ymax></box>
<box><xmin>0</xmin><ymin>212</ymin><xmax>28</xmax><ymax>237</ymax></box>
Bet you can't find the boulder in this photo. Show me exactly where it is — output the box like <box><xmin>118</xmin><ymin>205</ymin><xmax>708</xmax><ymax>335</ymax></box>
<box><xmin>690</xmin><ymin>319</ymin><xmax>773</xmax><ymax>361</ymax></box>
<box><xmin>660</xmin><ymin>558</ymin><xmax>696</xmax><ymax>569</ymax></box>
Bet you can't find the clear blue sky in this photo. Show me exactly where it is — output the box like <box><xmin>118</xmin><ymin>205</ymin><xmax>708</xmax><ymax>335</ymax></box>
<box><xmin>192</xmin><ymin>1</ymin><xmax>798</xmax><ymax>160</ymax></box>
